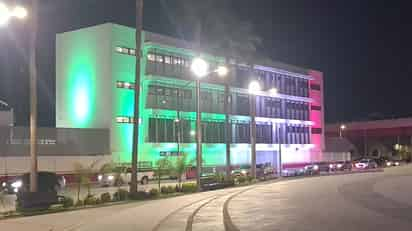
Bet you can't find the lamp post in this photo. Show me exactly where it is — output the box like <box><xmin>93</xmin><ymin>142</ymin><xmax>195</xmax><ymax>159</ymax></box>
<box><xmin>339</xmin><ymin>124</ymin><xmax>346</xmax><ymax>138</ymax></box>
<box><xmin>248</xmin><ymin>81</ymin><xmax>261</xmax><ymax>179</ymax></box>
<box><xmin>0</xmin><ymin>2</ymin><xmax>34</xmax><ymax>191</ymax></box>
<box><xmin>190</xmin><ymin>58</ymin><xmax>227</xmax><ymax>191</ymax></box>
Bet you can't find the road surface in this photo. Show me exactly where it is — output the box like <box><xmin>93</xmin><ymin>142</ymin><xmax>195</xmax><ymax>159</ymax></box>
<box><xmin>1</xmin><ymin>165</ymin><xmax>412</xmax><ymax>230</ymax></box>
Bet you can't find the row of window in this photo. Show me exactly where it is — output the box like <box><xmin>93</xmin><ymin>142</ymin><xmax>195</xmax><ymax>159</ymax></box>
<box><xmin>115</xmin><ymin>47</ymin><xmax>136</xmax><ymax>56</ymax></box>
<box><xmin>145</xmin><ymin>85</ymin><xmax>313</xmax><ymax>120</ymax></box>
<box><xmin>145</xmin><ymin>118</ymin><xmax>315</xmax><ymax>144</ymax></box>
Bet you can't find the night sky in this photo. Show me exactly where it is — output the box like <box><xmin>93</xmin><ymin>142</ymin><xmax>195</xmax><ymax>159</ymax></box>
<box><xmin>1</xmin><ymin>0</ymin><xmax>412</xmax><ymax>126</ymax></box>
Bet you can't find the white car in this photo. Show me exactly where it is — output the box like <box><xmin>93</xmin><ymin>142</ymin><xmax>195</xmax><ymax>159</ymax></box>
<box><xmin>98</xmin><ymin>167</ymin><xmax>154</xmax><ymax>187</ymax></box>
<box><xmin>355</xmin><ymin>159</ymin><xmax>378</xmax><ymax>169</ymax></box>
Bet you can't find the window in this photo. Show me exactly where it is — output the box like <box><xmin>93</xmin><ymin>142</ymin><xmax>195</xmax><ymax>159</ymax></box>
<box><xmin>312</xmin><ymin>127</ymin><xmax>322</xmax><ymax>134</ymax></box>
<box><xmin>116</xmin><ymin>116</ymin><xmax>135</xmax><ymax>124</ymax></box>
<box><xmin>202</xmin><ymin>122</ymin><xmax>225</xmax><ymax>143</ymax></box>
<box><xmin>311</xmin><ymin>105</ymin><xmax>322</xmax><ymax>111</ymax></box>
<box><xmin>256</xmin><ymin>124</ymin><xmax>272</xmax><ymax>143</ymax></box>
<box><xmin>147</xmin><ymin>53</ymin><xmax>156</xmax><ymax>61</ymax></box>
<box><xmin>310</xmin><ymin>84</ymin><xmax>321</xmax><ymax>91</ymax></box>
<box><xmin>116</xmin><ymin>81</ymin><xmax>135</xmax><ymax>90</ymax></box>
<box><xmin>115</xmin><ymin>46</ymin><xmax>135</xmax><ymax>56</ymax></box>
<box><xmin>233</xmin><ymin>123</ymin><xmax>250</xmax><ymax>143</ymax></box>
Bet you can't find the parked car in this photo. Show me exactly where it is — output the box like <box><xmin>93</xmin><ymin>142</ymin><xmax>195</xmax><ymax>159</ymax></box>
<box><xmin>1</xmin><ymin>173</ymin><xmax>65</xmax><ymax>194</ymax></box>
<box><xmin>98</xmin><ymin>166</ymin><xmax>153</xmax><ymax>187</ymax></box>
<box><xmin>354</xmin><ymin>159</ymin><xmax>378</xmax><ymax>169</ymax></box>
<box><xmin>303</xmin><ymin>164</ymin><xmax>320</xmax><ymax>175</ymax></box>
<box><xmin>385</xmin><ymin>160</ymin><xmax>400</xmax><ymax>167</ymax></box>
<box><xmin>334</xmin><ymin>161</ymin><xmax>352</xmax><ymax>171</ymax></box>
<box><xmin>256</xmin><ymin>163</ymin><xmax>275</xmax><ymax>179</ymax></box>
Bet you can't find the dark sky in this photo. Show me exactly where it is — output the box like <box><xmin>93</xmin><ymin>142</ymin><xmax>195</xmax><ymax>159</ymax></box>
<box><xmin>1</xmin><ymin>0</ymin><xmax>412</xmax><ymax>126</ymax></box>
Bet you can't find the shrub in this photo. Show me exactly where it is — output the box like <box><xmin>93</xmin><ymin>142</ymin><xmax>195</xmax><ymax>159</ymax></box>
<box><xmin>160</xmin><ymin>186</ymin><xmax>168</xmax><ymax>194</ymax></box>
<box><xmin>181</xmin><ymin>183</ymin><xmax>197</xmax><ymax>193</ymax></box>
<box><xmin>62</xmin><ymin>196</ymin><xmax>74</xmax><ymax>208</ymax></box>
<box><xmin>167</xmin><ymin>185</ymin><xmax>176</xmax><ymax>194</ymax></box>
<box><xmin>113</xmin><ymin>189</ymin><xmax>128</xmax><ymax>201</ymax></box>
<box><xmin>75</xmin><ymin>200</ymin><xmax>84</xmax><ymax>207</ymax></box>
<box><xmin>84</xmin><ymin>195</ymin><xmax>98</xmax><ymax>205</ymax></box>
<box><xmin>100</xmin><ymin>192</ymin><xmax>111</xmax><ymax>203</ymax></box>
<box><xmin>129</xmin><ymin>191</ymin><xmax>149</xmax><ymax>200</ymax></box>
<box><xmin>246</xmin><ymin>176</ymin><xmax>254</xmax><ymax>183</ymax></box>
<box><xmin>236</xmin><ymin>176</ymin><xmax>247</xmax><ymax>184</ymax></box>
<box><xmin>149</xmin><ymin>188</ymin><xmax>159</xmax><ymax>197</ymax></box>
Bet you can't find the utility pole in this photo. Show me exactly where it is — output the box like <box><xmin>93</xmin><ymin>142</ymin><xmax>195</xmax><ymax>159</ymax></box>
<box><xmin>29</xmin><ymin>0</ymin><xmax>39</xmax><ymax>193</ymax></box>
<box><xmin>250</xmin><ymin>94</ymin><xmax>256</xmax><ymax>179</ymax></box>
<box><xmin>130</xmin><ymin>0</ymin><xmax>143</xmax><ymax>194</ymax></box>
<box><xmin>196</xmin><ymin>79</ymin><xmax>202</xmax><ymax>191</ymax></box>
<box><xmin>224</xmin><ymin>82</ymin><xmax>231</xmax><ymax>177</ymax></box>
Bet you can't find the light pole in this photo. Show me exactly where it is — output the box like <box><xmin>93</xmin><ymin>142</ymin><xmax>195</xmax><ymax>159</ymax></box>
<box><xmin>0</xmin><ymin>2</ymin><xmax>33</xmax><ymax>191</ymax></box>
<box><xmin>248</xmin><ymin>81</ymin><xmax>261</xmax><ymax>179</ymax></box>
<box><xmin>190</xmin><ymin>58</ymin><xmax>227</xmax><ymax>191</ymax></box>
<box><xmin>339</xmin><ymin>124</ymin><xmax>346</xmax><ymax>138</ymax></box>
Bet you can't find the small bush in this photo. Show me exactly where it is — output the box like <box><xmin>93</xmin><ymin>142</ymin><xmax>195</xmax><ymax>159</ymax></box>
<box><xmin>167</xmin><ymin>185</ymin><xmax>176</xmax><ymax>194</ymax></box>
<box><xmin>236</xmin><ymin>176</ymin><xmax>247</xmax><ymax>184</ymax></box>
<box><xmin>62</xmin><ymin>197</ymin><xmax>74</xmax><ymax>208</ymax></box>
<box><xmin>129</xmin><ymin>191</ymin><xmax>149</xmax><ymax>200</ymax></box>
<box><xmin>75</xmin><ymin>200</ymin><xmax>84</xmax><ymax>207</ymax></box>
<box><xmin>181</xmin><ymin>183</ymin><xmax>197</xmax><ymax>193</ymax></box>
<box><xmin>246</xmin><ymin>176</ymin><xmax>254</xmax><ymax>183</ymax></box>
<box><xmin>149</xmin><ymin>188</ymin><xmax>159</xmax><ymax>197</ymax></box>
<box><xmin>160</xmin><ymin>186</ymin><xmax>168</xmax><ymax>194</ymax></box>
<box><xmin>100</xmin><ymin>192</ymin><xmax>111</xmax><ymax>203</ymax></box>
<box><xmin>84</xmin><ymin>195</ymin><xmax>98</xmax><ymax>205</ymax></box>
<box><xmin>113</xmin><ymin>189</ymin><xmax>128</xmax><ymax>201</ymax></box>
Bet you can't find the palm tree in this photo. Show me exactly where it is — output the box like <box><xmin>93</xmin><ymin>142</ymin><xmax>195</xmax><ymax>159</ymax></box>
<box><xmin>154</xmin><ymin>158</ymin><xmax>172</xmax><ymax>192</ymax></box>
<box><xmin>130</xmin><ymin>0</ymin><xmax>144</xmax><ymax>195</ymax></box>
<box><xmin>73</xmin><ymin>160</ymin><xmax>99</xmax><ymax>202</ymax></box>
<box><xmin>173</xmin><ymin>154</ymin><xmax>190</xmax><ymax>189</ymax></box>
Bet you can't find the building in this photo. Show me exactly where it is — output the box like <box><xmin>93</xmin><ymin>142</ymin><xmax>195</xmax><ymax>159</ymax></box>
<box><xmin>55</xmin><ymin>23</ymin><xmax>324</xmax><ymax>170</ymax></box>
<box><xmin>326</xmin><ymin>118</ymin><xmax>412</xmax><ymax>159</ymax></box>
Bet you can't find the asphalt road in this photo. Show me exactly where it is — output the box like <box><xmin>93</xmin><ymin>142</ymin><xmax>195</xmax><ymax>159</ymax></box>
<box><xmin>1</xmin><ymin>165</ymin><xmax>412</xmax><ymax>230</ymax></box>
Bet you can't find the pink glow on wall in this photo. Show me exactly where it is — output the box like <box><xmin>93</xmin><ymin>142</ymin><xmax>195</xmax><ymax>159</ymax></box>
<box><xmin>308</xmin><ymin>70</ymin><xmax>325</xmax><ymax>153</ymax></box>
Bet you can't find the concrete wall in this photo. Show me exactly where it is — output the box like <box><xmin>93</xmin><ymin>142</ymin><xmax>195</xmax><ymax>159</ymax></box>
<box><xmin>56</xmin><ymin>23</ymin><xmax>113</xmax><ymax>129</ymax></box>
<box><xmin>0</xmin><ymin>127</ymin><xmax>110</xmax><ymax>176</ymax></box>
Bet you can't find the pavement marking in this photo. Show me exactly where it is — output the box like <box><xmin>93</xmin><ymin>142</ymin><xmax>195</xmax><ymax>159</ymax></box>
<box><xmin>185</xmin><ymin>196</ymin><xmax>218</xmax><ymax>231</ymax></box>
<box><xmin>152</xmin><ymin>194</ymin><xmax>218</xmax><ymax>231</ymax></box>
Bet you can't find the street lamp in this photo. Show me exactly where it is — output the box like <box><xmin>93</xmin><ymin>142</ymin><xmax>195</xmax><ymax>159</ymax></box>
<box><xmin>248</xmin><ymin>81</ymin><xmax>261</xmax><ymax>179</ymax></box>
<box><xmin>0</xmin><ymin>3</ymin><xmax>27</xmax><ymax>26</ymax></box>
<box><xmin>190</xmin><ymin>57</ymin><xmax>228</xmax><ymax>190</ymax></box>
<box><xmin>339</xmin><ymin>124</ymin><xmax>346</xmax><ymax>138</ymax></box>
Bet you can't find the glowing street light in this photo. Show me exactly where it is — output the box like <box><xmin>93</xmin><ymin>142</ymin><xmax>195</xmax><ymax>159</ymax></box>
<box><xmin>0</xmin><ymin>3</ymin><xmax>27</xmax><ymax>26</ymax></box>
<box><xmin>191</xmin><ymin>58</ymin><xmax>209</xmax><ymax>78</ymax></box>
<box><xmin>339</xmin><ymin>124</ymin><xmax>346</xmax><ymax>138</ymax></box>
<box><xmin>216</xmin><ymin>66</ymin><xmax>229</xmax><ymax>77</ymax></box>
<box><xmin>12</xmin><ymin>6</ymin><xmax>27</xmax><ymax>19</ymax></box>
<box><xmin>248</xmin><ymin>80</ymin><xmax>261</xmax><ymax>94</ymax></box>
<box><xmin>269</xmin><ymin>88</ymin><xmax>278</xmax><ymax>96</ymax></box>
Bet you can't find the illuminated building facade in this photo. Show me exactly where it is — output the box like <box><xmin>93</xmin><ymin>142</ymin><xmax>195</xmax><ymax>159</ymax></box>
<box><xmin>56</xmin><ymin>23</ymin><xmax>324</xmax><ymax>169</ymax></box>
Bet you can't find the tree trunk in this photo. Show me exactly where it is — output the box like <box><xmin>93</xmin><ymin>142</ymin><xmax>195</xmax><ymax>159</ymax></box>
<box><xmin>29</xmin><ymin>0</ymin><xmax>39</xmax><ymax>193</ymax></box>
<box><xmin>130</xmin><ymin>0</ymin><xmax>144</xmax><ymax>194</ymax></box>
<box><xmin>224</xmin><ymin>58</ymin><xmax>231</xmax><ymax>178</ymax></box>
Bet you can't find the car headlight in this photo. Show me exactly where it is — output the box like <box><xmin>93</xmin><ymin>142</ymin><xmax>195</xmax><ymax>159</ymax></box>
<box><xmin>329</xmin><ymin>164</ymin><xmax>334</xmax><ymax>169</ymax></box>
<box><xmin>313</xmin><ymin>165</ymin><xmax>319</xmax><ymax>171</ymax></box>
<box><xmin>98</xmin><ymin>175</ymin><xmax>103</xmax><ymax>181</ymax></box>
<box><xmin>11</xmin><ymin>180</ymin><xmax>22</xmax><ymax>188</ymax></box>
<box><xmin>386</xmin><ymin>162</ymin><xmax>391</xmax><ymax>166</ymax></box>
<box><xmin>241</xmin><ymin>170</ymin><xmax>247</xmax><ymax>175</ymax></box>
<box><xmin>395</xmin><ymin>162</ymin><xmax>400</xmax><ymax>166</ymax></box>
<box><xmin>107</xmin><ymin>175</ymin><xmax>115</xmax><ymax>181</ymax></box>
<box><xmin>14</xmin><ymin>188</ymin><xmax>18</xmax><ymax>193</ymax></box>
<box><xmin>1</xmin><ymin>182</ymin><xmax>6</xmax><ymax>187</ymax></box>
<box><xmin>337</xmin><ymin>164</ymin><xmax>343</xmax><ymax>168</ymax></box>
